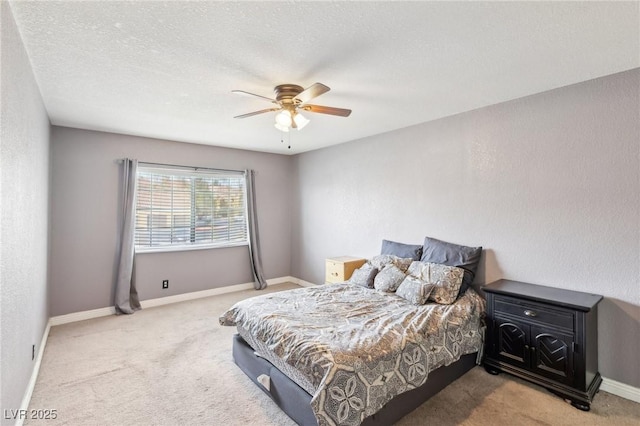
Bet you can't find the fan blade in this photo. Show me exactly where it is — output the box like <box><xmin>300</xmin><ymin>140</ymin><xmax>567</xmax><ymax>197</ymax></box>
<box><xmin>302</xmin><ymin>104</ymin><xmax>351</xmax><ymax>117</ymax></box>
<box><xmin>294</xmin><ymin>82</ymin><xmax>330</xmax><ymax>104</ymax></box>
<box><xmin>232</xmin><ymin>90</ymin><xmax>277</xmax><ymax>104</ymax></box>
<box><xmin>234</xmin><ymin>108</ymin><xmax>281</xmax><ymax>119</ymax></box>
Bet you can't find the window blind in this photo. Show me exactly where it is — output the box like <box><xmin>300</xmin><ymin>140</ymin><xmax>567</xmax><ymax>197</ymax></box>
<box><xmin>135</xmin><ymin>165</ymin><xmax>247</xmax><ymax>250</ymax></box>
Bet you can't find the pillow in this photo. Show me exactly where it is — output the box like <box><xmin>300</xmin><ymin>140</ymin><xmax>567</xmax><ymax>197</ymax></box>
<box><xmin>370</xmin><ymin>255</ymin><xmax>412</xmax><ymax>272</ymax></box>
<box><xmin>396</xmin><ymin>275</ymin><xmax>434</xmax><ymax>305</ymax></box>
<box><xmin>407</xmin><ymin>260</ymin><xmax>429</xmax><ymax>279</ymax></box>
<box><xmin>420</xmin><ymin>236</ymin><xmax>482</xmax><ymax>294</ymax></box>
<box><xmin>407</xmin><ymin>261</ymin><xmax>464</xmax><ymax>304</ymax></box>
<box><xmin>348</xmin><ymin>264</ymin><xmax>378</xmax><ymax>288</ymax></box>
<box><xmin>426</xmin><ymin>262</ymin><xmax>465</xmax><ymax>304</ymax></box>
<box><xmin>373</xmin><ymin>264</ymin><xmax>407</xmax><ymax>292</ymax></box>
<box><xmin>381</xmin><ymin>239</ymin><xmax>423</xmax><ymax>261</ymax></box>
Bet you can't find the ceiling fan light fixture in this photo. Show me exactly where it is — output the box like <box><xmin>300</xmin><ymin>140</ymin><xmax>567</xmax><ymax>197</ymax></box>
<box><xmin>275</xmin><ymin>110</ymin><xmax>292</xmax><ymax>127</ymax></box>
<box><xmin>233</xmin><ymin>82</ymin><xmax>351</xmax><ymax>137</ymax></box>
<box><xmin>293</xmin><ymin>112</ymin><xmax>310</xmax><ymax>130</ymax></box>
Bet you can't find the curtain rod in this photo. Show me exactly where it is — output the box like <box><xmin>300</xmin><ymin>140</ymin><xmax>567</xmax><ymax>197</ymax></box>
<box><xmin>119</xmin><ymin>159</ymin><xmax>244</xmax><ymax>174</ymax></box>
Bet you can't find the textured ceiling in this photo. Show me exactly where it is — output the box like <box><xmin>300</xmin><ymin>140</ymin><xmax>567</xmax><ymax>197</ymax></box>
<box><xmin>9</xmin><ymin>1</ymin><xmax>640</xmax><ymax>155</ymax></box>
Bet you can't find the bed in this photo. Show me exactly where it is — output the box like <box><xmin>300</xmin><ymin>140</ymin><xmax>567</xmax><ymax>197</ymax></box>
<box><xmin>219</xmin><ymin>237</ymin><xmax>485</xmax><ymax>426</ymax></box>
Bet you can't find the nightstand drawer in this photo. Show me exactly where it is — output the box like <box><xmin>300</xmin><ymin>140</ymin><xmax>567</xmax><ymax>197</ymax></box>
<box><xmin>325</xmin><ymin>261</ymin><xmax>345</xmax><ymax>282</ymax></box>
<box><xmin>495</xmin><ymin>296</ymin><xmax>574</xmax><ymax>330</ymax></box>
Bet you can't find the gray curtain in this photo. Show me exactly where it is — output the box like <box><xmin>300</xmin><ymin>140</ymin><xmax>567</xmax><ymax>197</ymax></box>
<box><xmin>115</xmin><ymin>158</ymin><xmax>141</xmax><ymax>314</ymax></box>
<box><xmin>245</xmin><ymin>169</ymin><xmax>267</xmax><ymax>290</ymax></box>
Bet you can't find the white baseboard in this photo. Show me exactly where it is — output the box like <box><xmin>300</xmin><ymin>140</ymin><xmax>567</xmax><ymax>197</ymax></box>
<box><xmin>49</xmin><ymin>306</ymin><xmax>116</xmax><ymax>326</ymax></box>
<box><xmin>287</xmin><ymin>276</ymin><xmax>319</xmax><ymax>287</ymax></box>
<box><xmin>142</xmin><ymin>277</ymin><xmax>301</xmax><ymax>308</ymax></box>
<box><xmin>267</xmin><ymin>276</ymin><xmax>299</xmax><ymax>286</ymax></box>
<box><xmin>601</xmin><ymin>377</ymin><xmax>640</xmax><ymax>403</ymax></box>
<box><xmin>48</xmin><ymin>277</ymin><xmax>300</xmax><ymax>326</ymax></box>
<box><xmin>16</xmin><ymin>321</ymin><xmax>51</xmax><ymax>426</ymax></box>
<box><xmin>141</xmin><ymin>281</ymin><xmax>255</xmax><ymax>309</ymax></box>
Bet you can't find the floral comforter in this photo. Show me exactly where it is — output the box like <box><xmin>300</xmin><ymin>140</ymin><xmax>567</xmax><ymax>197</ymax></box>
<box><xmin>219</xmin><ymin>283</ymin><xmax>485</xmax><ymax>426</ymax></box>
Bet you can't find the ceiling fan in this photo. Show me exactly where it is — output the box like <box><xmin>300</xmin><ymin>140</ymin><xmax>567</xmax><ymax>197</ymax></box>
<box><xmin>232</xmin><ymin>83</ymin><xmax>351</xmax><ymax>132</ymax></box>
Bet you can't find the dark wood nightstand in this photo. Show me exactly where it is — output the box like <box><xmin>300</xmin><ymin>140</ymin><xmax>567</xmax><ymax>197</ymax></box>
<box><xmin>482</xmin><ymin>279</ymin><xmax>603</xmax><ymax>411</ymax></box>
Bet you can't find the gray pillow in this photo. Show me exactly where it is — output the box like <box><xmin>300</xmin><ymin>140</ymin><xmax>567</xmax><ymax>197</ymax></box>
<box><xmin>348</xmin><ymin>264</ymin><xmax>378</xmax><ymax>288</ymax></box>
<box><xmin>420</xmin><ymin>236</ymin><xmax>482</xmax><ymax>294</ymax></box>
<box><xmin>381</xmin><ymin>239</ymin><xmax>423</xmax><ymax>261</ymax></box>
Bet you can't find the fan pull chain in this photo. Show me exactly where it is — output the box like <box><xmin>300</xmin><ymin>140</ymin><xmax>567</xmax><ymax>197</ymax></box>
<box><xmin>278</xmin><ymin>130</ymin><xmax>292</xmax><ymax>150</ymax></box>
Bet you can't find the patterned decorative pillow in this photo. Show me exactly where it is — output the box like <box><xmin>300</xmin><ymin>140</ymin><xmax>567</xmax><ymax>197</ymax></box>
<box><xmin>428</xmin><ymin>263</ymin><xmax>465</xmax><ymax>304</ymax></box>
<box><xmin>396</xmin><ymin>275</ymin><xmax>434</xmax><ymax>305</ymax></box>
<box><xmin>420</xmin><ymin>236</ymin><xmax>482</xmax><ymax>295</ymax></box>
<box><xmin>406</xmin><ymin>261</ymin><xmax>465</xmax><ymax>304</ymax></box>
<box><xmin>348</xmin><ymin>264</ymin><xmax>378</xmax><ymax>288</ymax></box>
<box><xmin>373</xmin><ymin>264</ymin><xmax>407</xmax><ymax>292</ymax></box>
<box><xmin>369</xmin><ymin>255</ymin><xmax>412</xmax><ymax>273</ymax></box>
<box><xmin>407</xmin><ymin>260</ymin><xmax>429</xmax><ymax>279</ymax></box>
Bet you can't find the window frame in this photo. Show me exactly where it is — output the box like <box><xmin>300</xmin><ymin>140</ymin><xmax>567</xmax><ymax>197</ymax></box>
<box><xmin>134</xmin><ymin>164</ymin><xmax>249</xmax><ymax>253</ymax></box>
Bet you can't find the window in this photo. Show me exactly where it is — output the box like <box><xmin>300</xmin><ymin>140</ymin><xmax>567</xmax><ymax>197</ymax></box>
<box><xmin>135</xmin><ymin>165</ymin><xmax>247</xmax><ymax>251</ymax></box>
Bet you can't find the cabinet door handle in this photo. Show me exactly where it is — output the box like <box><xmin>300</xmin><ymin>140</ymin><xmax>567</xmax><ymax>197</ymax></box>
<box><xmin>524</xmin><ymin>310</ymin><xmax>537</xmax><ymax>317</ymax></box>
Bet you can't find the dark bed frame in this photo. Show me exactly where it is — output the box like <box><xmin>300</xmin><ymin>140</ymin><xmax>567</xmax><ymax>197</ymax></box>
<box><xmin>232</xmin><ymin>334</ymin><xmax>477</xmax><ymax>425</ymax></box>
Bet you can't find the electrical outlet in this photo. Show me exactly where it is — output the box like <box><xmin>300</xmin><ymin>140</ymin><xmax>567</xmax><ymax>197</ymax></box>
<box><xmin>162</xmin><ymin>280</ymin><xmax>169</xmax><ymax>289</ymax></box>
<box><xmin>32</xmin><ymin>344</ymin><xmax>35</xmax><ymax>361</ymax></box>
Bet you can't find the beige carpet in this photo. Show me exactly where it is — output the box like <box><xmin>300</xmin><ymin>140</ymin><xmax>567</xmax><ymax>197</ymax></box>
<box><xmin>28</xmin><ymin>283</ymin><xmax>639</xmax><ymax>425</ymax></box>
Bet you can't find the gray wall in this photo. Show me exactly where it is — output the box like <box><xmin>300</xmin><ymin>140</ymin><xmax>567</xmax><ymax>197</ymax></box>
<box><xmin>1</xmin><ymin>2</ymin><xmax>51</xmax><ymax>421</ymax></box>
<box><xmin>291</xmin><ymin>69</ymin><xmax>640</xmax><ymax>387</ymax></box>
<box><xmin>49</xmin><ymin>127</ymin><xmax>292</xmax><ymax>316</ymax></box>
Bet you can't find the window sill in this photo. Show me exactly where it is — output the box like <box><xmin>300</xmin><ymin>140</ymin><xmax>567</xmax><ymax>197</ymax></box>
<box><xmin>135</xmin><ymin>241</ymin><xmax>248</xmax><ymax>254</ymax></box>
